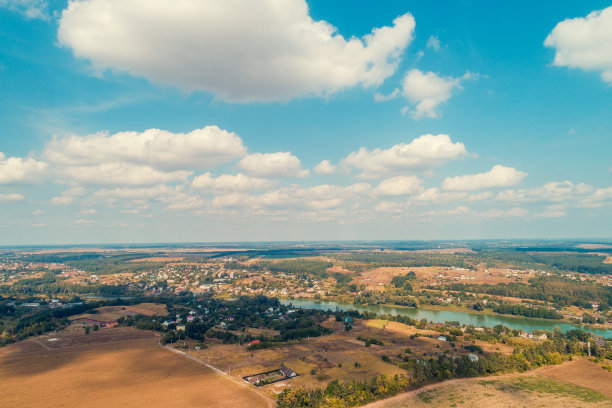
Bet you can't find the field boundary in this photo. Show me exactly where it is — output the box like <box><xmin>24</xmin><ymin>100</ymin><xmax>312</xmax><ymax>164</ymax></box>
<box><xmin>163</xmin><ymin>345</ymin><xmax>276</xmax><ymax>408</ymax></box>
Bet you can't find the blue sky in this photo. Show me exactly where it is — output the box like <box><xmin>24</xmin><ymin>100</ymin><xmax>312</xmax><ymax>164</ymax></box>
<box><xmin>0</xmin><ymin>0</ymin><xmax>611</xmax><ymax>244</ymax></box>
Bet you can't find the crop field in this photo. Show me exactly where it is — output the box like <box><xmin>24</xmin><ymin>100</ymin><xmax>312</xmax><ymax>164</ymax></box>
<box><xmin>0</xmin><ymin>327</ymin><xmax>269</xmax><ymax>408</ymax></box>
<box><xmin>537</xmin><ymin>358</ymin><xmax>612</xmax><ymax>398</ymax></box>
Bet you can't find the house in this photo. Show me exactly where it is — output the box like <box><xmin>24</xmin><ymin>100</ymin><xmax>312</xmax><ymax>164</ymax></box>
<box><xmin>176</xmin><ymin>324</ymin><xmax>186</xmax><ymax>331</ymax></box>
<box><xmin>468</xmin><ymin>354</ymin><xmax>479</xmax><ymax>362</ymax></box>
<box><xmin>279</xmin><ymin>366</ymin><xmax>297</xmax><ymax>378</ymax></box>
<box><xmin>248</xmin><ymin>340</ymin><xmax>261</xmax><ymax>347</ymax></box>
<box><xmin>437</xmin><ymin>335</ymin><xmax>447</xmax><ymax>342</ymax></box>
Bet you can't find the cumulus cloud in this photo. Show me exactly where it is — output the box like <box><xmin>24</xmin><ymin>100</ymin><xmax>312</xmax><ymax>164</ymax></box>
<box><xmin>497</xmin><ymin>180</ymin><xmax>594</xmax><ymax>203</ymax></box>
<box><xmin>238</xmin><ymin>152</ymin><xmax>309</xmax><ymax>178</ymax></box>
<box><xmin>313</xmin><ymin>160</ymin><xmax>336</xmax><ymax>175</ymax></box>
<box><xmin>375</xmin><ymin>175</ymin><xmax>424</xmax><ymax>196</ymax></box>
<box><xmin>400</xmin><ymin>69</ymin><xmax>464</xmax><ymax>119</ymax></box>
<box><xmin>0</xmin><ymin>193</ymin><xmax>25</xmax><ymax>202</ymax></box>
<box><xmin>0</xmin><ymin>153</ymin><xmax>48</xmax><ymax>185</ymax></box>
<box><xmin>0</xmin><ymin>0</ymin><xmax>48</xmax><ymax>20</ymax></box>
<box><xmin>442</xmin><ymin>165</ymin><xmax>527</xmax><ymax>191</ymax></box>
<box><xmin>211</xmin><ymin>182</ymin><xmax>371</xmax><ymax>213</ymax></box>
<box><xmin>544</xmin><ymin>6</ymin><xmax>612</xmax><ymax>85</ymax></box>
<box><xmin>50</xmin><ymin>186</ymin><xmax>86</xmax><ymax>205</ymax></box>
<box><xmin>58</xmin><ymin>163</ymin><xmax>191</xmax><ymax>186</ymax></box>
<box><xmin>192</xmin><ymin>172</ymin><xmax>275</xmax><ymax>192</ymax></box>
<box><xmin>342</xmin><ymin>134</ymin><xmax>468</xmax><ymax>178</ymax></box>
<box><xmin>94</xmin><ymin>185</ymin><xmax>182</xmax><ymax>200</ymax></box>
<box><xmin>414</xmin><ymin>188</ymin><xmax>492</xmax><ymax>204</ymax></box>
<box><xmin>58</xmin><ymin>0</ymin><xmax>415</xmax><ymax>102</ymax></box>
<box><xmin>44</xmin><ymin>126</ymin><xmax>245</xmax><ymax>170</ymax></box>
<box><xmin>480</xmin><ymin>207</ymin><xmax>529</xmax><ymax>218</ymax></box>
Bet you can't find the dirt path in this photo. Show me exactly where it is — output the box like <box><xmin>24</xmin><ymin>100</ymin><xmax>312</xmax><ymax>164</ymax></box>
<box><xmin>164</xmin><ymin>345</ymin><xmax>276</xmax><ymax>408</ymax></box>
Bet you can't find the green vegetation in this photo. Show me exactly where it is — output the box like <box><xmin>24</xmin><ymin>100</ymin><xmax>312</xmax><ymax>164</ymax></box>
<box><xmin>492</xmin><ymin>303</ymin><xmax>562</xmax><ymax>319</ymax></box>
<box><xmin>445</xmin><ymin>277</ymin><xmax>612</xmax><ymax>309</ymax></box>
<box><xmin>509</xmin><ymin>377</ymin><xmax>610</xmax><ymax>403</ymax></box>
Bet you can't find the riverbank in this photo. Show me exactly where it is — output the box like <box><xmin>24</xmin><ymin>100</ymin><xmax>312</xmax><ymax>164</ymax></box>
<box><xmin>280</xmin><ymin>298</ymin><xmax>612</xmax><ymax>338</ymax></box>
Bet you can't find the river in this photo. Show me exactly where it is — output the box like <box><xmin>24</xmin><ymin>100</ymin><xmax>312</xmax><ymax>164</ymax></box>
<box><xmin>280</xmin><ymin>299</ymin><xmax>612</xmax><ymax>338</ymax></box>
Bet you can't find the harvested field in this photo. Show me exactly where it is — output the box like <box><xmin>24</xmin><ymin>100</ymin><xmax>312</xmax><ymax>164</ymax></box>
<box><xmin>69</xmin><ymin>303</ymin><xmax>167</xmax><ymax>323</ymax></box>
<box><xmin>538</xmin><ymin>358</ymin><xmax>612</xmax><ymax>398</ymax></box>
<box><xmin>0</xmin><ymin>327</ymin><xmax>269</xmax><ymax>408</ymax></box>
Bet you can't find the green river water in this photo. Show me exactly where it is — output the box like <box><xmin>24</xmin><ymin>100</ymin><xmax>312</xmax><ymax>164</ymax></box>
<box><xmin>281</xmin><ymin>299</ymin><xmax>612</xmax><ymax>338</ymax></box>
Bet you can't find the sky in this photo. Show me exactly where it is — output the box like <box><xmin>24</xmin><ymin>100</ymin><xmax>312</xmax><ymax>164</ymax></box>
<box><xmin>0</xmin><ymin>0</ymin><xmax>611</xmax><ymax>245</ymax></box>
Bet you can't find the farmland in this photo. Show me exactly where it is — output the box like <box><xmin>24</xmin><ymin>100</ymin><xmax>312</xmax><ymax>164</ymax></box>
<box><xmin>0</xmin><ymin>327</ymin><xmax>270</xmax><ymax>408</ymax></box>
<box><xmin>1</xmin><ymin>241</ymin><xmax>612</xmax><ymax>407</ymax></box>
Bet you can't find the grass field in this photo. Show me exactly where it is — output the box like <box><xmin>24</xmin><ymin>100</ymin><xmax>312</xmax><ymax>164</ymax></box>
<box><xmin>362</xmin><ymin>372</ymin><xmax>611</xmax><ymax>408</ymax></box>
<box><xmin>0</xmin><ymin>327</ymin><xmax>269</xmax><ymax>408</ymax></box>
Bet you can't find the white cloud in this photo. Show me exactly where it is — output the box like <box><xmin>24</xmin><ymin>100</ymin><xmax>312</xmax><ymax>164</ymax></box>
<box><xmin>480</xmin><ymin>207</ymin><xmax>529</xmax><ymax>218</ymax></box>
<box><xmin>375</xmin><ymin>175</ymin><xmax>423</xmax><ymax>196</ymax></box>
<box><xmin>0</xmin><ymin>154</ymin><xmax>48</xmax><ymax>185</ymax></box>
<box><xmin>94</xmin><ymin>185</ymin><xmax>182</xmax><ymax>200</ymax></box>
<box><xmin>192</xmin><ymin>172</ymin><xmax>275</xmax><ymax>192</ymax></box>
<box><xmin>497</xmin><ymin>180</ymin><xmax>594</xmax><ymax>203</ymax></box>
<box><xmin>414</xmin><ymin>188</ymin><xmax>492</xmax><ymax>204</ymax></box>
<box><xmin>342</xmin><ymin>134</ymin><xmax>468</xmax><ymax>178</ymax></box>
<box><xmin>544</xmin><ymin>6</ymin><xmax>612</xmax><ymax>85</ymax></box>
<box><xmin>211</xmin><ymin>182</ymin><xmax>371</xmax><ymax>212</ymax></box>
<box><xmin>442</xmin><ymin>165</ymin><xmax>527</xmax><ymax>191</ymax></box>
<box><xmin>58</xmin><ymin>0</ymin><xmax>415</xmax><ymax>102</ymax></box>
<box><xmin>374</xmin><ymin>200</ymin><xmax>408</xmax><ymax>214</ymax></box>
<box><xmin>58</xmin><ymin>163</ymin><xmax>191</xmax><ymax>186</ymax></box>
<box><xmin>0</xmin><ymin>0</ymin><xmax>48</xmax><ymax>20</ymax></box>
<box><xmin>0</xmin><ymin>193</ymin><xmax>25</xmax><ymax>202</ymax></box>
<box><xmin>50</xmin><ymin>186</ymin><xmax>86</xmax><ymax>205</ymax></box>
<box><xmin>578</xmin><ymin>185</ymin><xmax>612</xmax><ymax>207</ymax></box>
<box><xmin>238</xmin><ymin>152</ymin><xmax>309</xmax><ymax>178</ymax></box>
<box><xmin>163</xmin><ymin>194</ymin><xmax>205</xmax><ymax>211</ymax></box>
<box><xmin>401</xmin><ymin>69</ymin><xmax>462</xmax><ymax>119</ymax></box>
<box><xmin>426</xmin><ymin>35</ymin><xmax>440</xmax><ymax>51</ymax></box>
<box><xmin>313</xmin><ymin>160</ymin><xmax>337</xmax><ymax>175</ymax></box>
<box><xmin>374</xmin><ymin>88</ymin><xmax>400</xmax><ymax>102</ymax></box>
<box><xmin>45</xmin><ymin>126</ymin><xmax>245</xmax><ymax>170</ymax></box>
